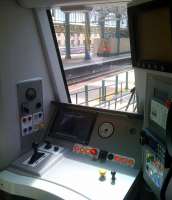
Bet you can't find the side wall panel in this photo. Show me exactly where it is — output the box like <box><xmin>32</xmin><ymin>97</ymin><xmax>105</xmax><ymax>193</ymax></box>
<box><xmin>135</xmin><ymin>68</ymin><xmax>172</xmax><ymax>125</ymax></box>
<box><xmin>0</xmin><ymin>0</ymin><xmax>56</xmax><ymax>169</ymax></box>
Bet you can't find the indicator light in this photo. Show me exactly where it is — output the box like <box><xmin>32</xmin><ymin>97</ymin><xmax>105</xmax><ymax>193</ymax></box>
<box><xmin>90</xmin><ymin>148</ymin><xmax>97</xmax><ymax>155</ymax></box>
<box><xmin>86</xmin><ymin>149</ymin><xmax>91</xmax><ymax>154</ymax></box>
<box><xmin>80</xmin><ymin>147</ymin><xmax>85</xmax><ymax>154</ymax></box>
<box><xmin>114</xmin><ymin>155</ymin><xmax>120</xmax><ymax>161</ymax></box>
<box><xmin>120</xmin><ymin>157</ymin><xmax>128</xmax><ymax>164</ymax></box>
<box><xmin>73</xmin><ymin>145</ymin><xmax>80</xmax><ymax>152</ymax></box>
<box><xmin>128</xmin><ymin>159</ymin><xmax>135</xmax><ymax>166</ymax></box>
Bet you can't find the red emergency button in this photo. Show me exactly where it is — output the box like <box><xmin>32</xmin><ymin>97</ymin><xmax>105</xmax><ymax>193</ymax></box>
<box><xmin>90</xmin><ymin>148</ymin><xmax>97</xmax><ymax>155</ymax></box>
<box><xmin>114</xmin><ymin>155</ymin><xmax>120</xmax><ymax>161</ymax></box>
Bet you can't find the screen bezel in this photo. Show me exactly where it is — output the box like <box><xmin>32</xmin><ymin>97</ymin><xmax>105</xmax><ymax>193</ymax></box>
<box><xmin>48</xmin><ymin>103</ymin><xmax>97</xmax><ymax>144</ymax></box>
<box><xmin>128</xmin><ymin>1</ymin><xmax>172</xmax><ymax>73</ymax></box>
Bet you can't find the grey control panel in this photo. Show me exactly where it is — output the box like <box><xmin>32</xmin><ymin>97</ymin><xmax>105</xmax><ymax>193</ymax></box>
<box><xmin>49</xmin><ymin>103</ymin><xmax>143</xmax><ymax>169</ymax></box>
<box><xmin>17</xmin><ymin>78</ymin><xmax>44</xmax><ymax>136</ymax></box>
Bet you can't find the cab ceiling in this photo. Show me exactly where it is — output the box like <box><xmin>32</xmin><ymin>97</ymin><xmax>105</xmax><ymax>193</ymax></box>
<box><xmin>17</xmin><ymin>0</ymin><xmax>131</xmax><ymax>8</ymax></box>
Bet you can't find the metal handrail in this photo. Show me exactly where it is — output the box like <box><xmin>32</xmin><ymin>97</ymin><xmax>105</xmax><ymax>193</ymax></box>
<box><xmin>69</xmin><ymin>69</ymin><xmax>136</xmax><ymax>112</ymax></box>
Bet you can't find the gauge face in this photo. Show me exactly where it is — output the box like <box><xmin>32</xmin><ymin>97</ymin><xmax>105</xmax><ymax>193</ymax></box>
<box><xmin>98</xmin><ymin>122</ymin><xmax>114</xmax><ymax>138</ymax></box>
<box><xmin>25</xmin><ymin>88</ymin><xmax>37</xmax><ymax>101</ymax></box>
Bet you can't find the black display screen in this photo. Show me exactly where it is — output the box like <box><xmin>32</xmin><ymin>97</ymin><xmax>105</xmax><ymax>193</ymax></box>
<box><xmin>128</xmin><ymin>1</ymin><xmax>172</xmax><ymax>72</ymax></box>
<box><xmin>50</xmin><ymin>105</ymin><xmax>97</xmax><ymax>144</ymax></box>
<box><xmin>137</xmin><ymin>7</ymin><xmax>172</xmax><ymax>63</ymax></box>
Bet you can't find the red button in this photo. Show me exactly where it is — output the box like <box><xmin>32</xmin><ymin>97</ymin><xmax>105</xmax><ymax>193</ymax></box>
<box><xmin>90</xmin><ymin>148</ymin><xmax>97</xmax><ymax>155</ymax></box>
<box><xmin>114</xmin><ymin>155</ymin><xmax>120</xmax><ymax>161</ymax></box>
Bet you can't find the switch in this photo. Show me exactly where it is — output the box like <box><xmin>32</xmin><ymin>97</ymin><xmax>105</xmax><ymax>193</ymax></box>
<box><xmin>21</xmin><ymin>103</ymin><xmax>30</xmax><ymax>114</ymax></box>
<box><xmin>44</xmin><ymin>141</ymin><xmax>52</xmax><ymax>150</ymax></box>
<box><xmin>54</xmin><ymin>146</ymin><xmax>59</xmax><ymax>152</ymax></box>
<box><xmin>23</xmin><ymin>118</ymin><xmax>27</xmax><ymax>123</ymax></box>
<box><xmin>98</xmin><ymin>150</ymin><xmax>108</xmax><ymax>161</ymax></box>
<box><xmin>28</xmin><ymin>126</ymin><xmax>32</xmax><ymax>132</ymax></box>
<box><xmin>36</xmin><ymin>102</ymin><xmax>42</xmax><ymax>109</ymax></box>
<box><xmin>107</xmin><ymin>153</ymin><xmax>114</xmax><ymax>160</ymax></box>
<box><xmin>111</xmin><ymin>171</ymin><xmax>116</xmax><ymax>182</ymax></box>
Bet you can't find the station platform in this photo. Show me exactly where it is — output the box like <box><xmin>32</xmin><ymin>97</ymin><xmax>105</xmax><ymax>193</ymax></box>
<box><xmin>63</xmin><ymin>53</ymin><xmax>131</xmax><ymax>70</ymax></box>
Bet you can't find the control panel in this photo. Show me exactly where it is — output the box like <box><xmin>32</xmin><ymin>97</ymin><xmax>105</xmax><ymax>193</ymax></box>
<box><xmin>12</xmin><ymin>141</ymin><xmax>64</xmax><ymax>176</ymax></box>
<box><xmin>73</xmin><ymin>143</ymin><xmax>135</xmax><ymax>168</ymax></box>
<box><xmin>141</xmin><ymin>75</ymin><xmax>172</xmax><ymax>199</ymax></box>
<box><xmin>141</xmin><ymin>128</ymin><xmax>171</xmax><ymax>198</ymax></box>
<box><xmin>17</xmin><ymin>78</ymin><xmax>44</xmax><ymax>136</ymax></box>
<box><xmin>145</xmin><ymin>150</ymin><xmax>164</xmax><ymax>188</ymax></box>
<box><xmin>48</xmin><ymin>103</ymin><xmax>142</xmax><ymax>169</ymax></box>
<box><xmin>89</xmin><ymin>112</ymin><xmax>142</xmax><ymax>168</ymax></box>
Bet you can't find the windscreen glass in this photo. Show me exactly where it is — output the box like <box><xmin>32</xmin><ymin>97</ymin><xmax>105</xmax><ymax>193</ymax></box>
<box><xmin>51</xmin><ymin>3</ymin><xmax>137</xmax><ymax>113</ymax></box>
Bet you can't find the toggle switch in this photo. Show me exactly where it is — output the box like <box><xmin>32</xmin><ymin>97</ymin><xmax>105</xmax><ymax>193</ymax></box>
<box><xmin>44</xmin><ymin>141</ymin><xmax>52</xmax><ymax>150</ymax></box>
<box><xmin>111</xmin><ymin>171</ymin><xmax>116</xmax><ymax>182</ymax></box>
<box><xmin>54</xmin><ymin>146</ymin><xmax>59</xmax><ymax>152</ymax></box>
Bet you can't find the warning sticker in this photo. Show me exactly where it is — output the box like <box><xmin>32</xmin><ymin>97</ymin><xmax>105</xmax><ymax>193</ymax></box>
<box><xmin>150</xmin><ymin>100</ymin><xmax>168</xmax><ymax>130</ymax></box>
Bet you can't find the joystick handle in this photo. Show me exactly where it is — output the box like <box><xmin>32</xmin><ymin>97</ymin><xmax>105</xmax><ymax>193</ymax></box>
<box><xmin>32</xmin><ymin>142</ymin><xmax>38</xmax><ymax>154</ymax></box>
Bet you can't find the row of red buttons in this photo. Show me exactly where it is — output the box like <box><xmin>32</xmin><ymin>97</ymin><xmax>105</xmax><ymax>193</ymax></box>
<box><xmin>73</xmin><ymin>145</ymin><xmax>98</xmax><ymax>156</ymax></box>
<box><xmin>113</xmin><ymin>154</ymin><xmax>135</xmax><ymax>167</ymax></box>
<box><xmin>73</xmin><ymin>144</ymin><xmax>135</xmax><ymax>167</ymax></box>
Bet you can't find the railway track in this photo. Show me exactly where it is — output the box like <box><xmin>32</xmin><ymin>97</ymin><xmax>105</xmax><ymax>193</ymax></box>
<box><xmin>67</xmin><ymin>65</ymin><xmax>132</xmax><ymax>86</ymax></box>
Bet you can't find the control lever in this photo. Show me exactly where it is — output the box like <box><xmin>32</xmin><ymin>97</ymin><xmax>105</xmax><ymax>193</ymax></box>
<box><xmin>32</xmin><ymin>142</ymin><xmax>39</xmax><ymax>154</ymax></box>
<box><xmin>28</xmin><ymin>142</ymin><xmax>44</xmax><ymax>165</ymax></box>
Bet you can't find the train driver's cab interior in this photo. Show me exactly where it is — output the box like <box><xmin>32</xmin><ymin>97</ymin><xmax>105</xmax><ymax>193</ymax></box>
<box><xmin>1</xmin><ymin>0</ymin><xmax>172</xmax><ymax>200</ymax></box>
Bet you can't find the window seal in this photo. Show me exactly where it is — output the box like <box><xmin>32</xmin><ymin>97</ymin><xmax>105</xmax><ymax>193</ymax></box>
<box><xmin>46</xmin><ymin>9</ymin><xmax>71</xmax><ymax>103</ymax></box>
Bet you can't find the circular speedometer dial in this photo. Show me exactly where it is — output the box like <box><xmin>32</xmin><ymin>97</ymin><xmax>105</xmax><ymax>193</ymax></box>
<box><xmin>98</xmin><ymin>122</ymin><xmax>114</xmax><ymax>138</ymax></box>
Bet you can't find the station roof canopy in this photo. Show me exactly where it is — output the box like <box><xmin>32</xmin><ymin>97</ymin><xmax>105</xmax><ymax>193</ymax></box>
<box><xmin>17</xmin><ymin>0</ymin><xmax>132</xmax><ymax>8</ymax></box>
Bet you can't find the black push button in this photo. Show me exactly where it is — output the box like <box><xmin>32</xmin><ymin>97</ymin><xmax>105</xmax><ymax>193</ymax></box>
<box><xmin>54</xmin><ymin>146</ymin><xmax>59</xmax><ymax>152</ymax></box>
<box><xmin>44</xmin><ymin>141</ymin><xmax>52</xmax><ymax>150</ymax></box>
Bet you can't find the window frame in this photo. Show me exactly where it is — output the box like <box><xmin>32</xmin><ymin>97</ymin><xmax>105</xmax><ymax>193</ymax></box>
<box><xmin>47</xmin><ymin>8</ymin><xmax>136</xmax><ymax>113</ymax></box>
<box><xmin>47</xmin><ymin>9</ymin><xmax>71</xmax><ymax>103</ymax></box>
